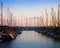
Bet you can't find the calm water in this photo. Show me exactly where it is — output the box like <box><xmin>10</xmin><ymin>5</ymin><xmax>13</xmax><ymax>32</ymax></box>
<box><xmin>0</xmin><ymin>31</ymin><xmax>60</xmax><ymax>48</ymax></box>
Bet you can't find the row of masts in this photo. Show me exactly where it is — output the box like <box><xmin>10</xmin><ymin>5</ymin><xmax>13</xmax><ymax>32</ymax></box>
<box><xmin>0</xmin><ymin>2</ymin><xmax>60</xmax><ymax>27</ymax></box>
<box><xmin>17</xmin><ymin>4</ymin><xmax>60</xmax><ymax>27</ymax></box>
<box><xmin>0</xmin><ymin>2</ymin><xmax>13</xmax><ymax>26</ymax></box>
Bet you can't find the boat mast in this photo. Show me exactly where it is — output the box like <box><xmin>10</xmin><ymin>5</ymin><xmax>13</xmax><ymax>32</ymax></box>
<box><xmin>45</xmin><ymin>9</ymin><xmax>48</xmax><ymax>27</ymax></box>
<box><xmin>7</xmin><ymin>7</ymin><xmax>12</xmax><ymax>27</ymax></box>
<box><xmin>1</xmin><ymin>2</ymin><xmax>3</xmax><ymax>26</ymax></box>
<box><xmin>51</xmin><ymin>7</ymin><xmax>56</xmax><ymax>27</ymax></box>
<box><xmin>58</xmin><ymin>4</ymin><xmax>60</xmax><ymax>27</ymax></box>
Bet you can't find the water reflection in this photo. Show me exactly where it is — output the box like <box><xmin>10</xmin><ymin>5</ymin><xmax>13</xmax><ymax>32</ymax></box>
<box><xmin>0</xmin><ymin>31</ymin><xmax>60</xmax><ymax>48</ymax></box>
<box><xmin>18</xmin><ymin>31</ymin><xmax>42</xmax><ymax>41</ymax></box>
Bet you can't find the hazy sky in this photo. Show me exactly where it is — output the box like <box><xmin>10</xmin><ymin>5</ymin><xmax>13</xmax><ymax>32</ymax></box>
<box><xmin>0</xmin><ymin>0</ymin><xmax>59</xmax><ymax>17</ymax></box>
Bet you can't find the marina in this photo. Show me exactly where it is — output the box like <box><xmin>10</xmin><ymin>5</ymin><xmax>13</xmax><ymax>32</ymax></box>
<box><xmin>0</xmin><ymin>0</ymin><xmax>60</xmax><ymax>48</ymax></box>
